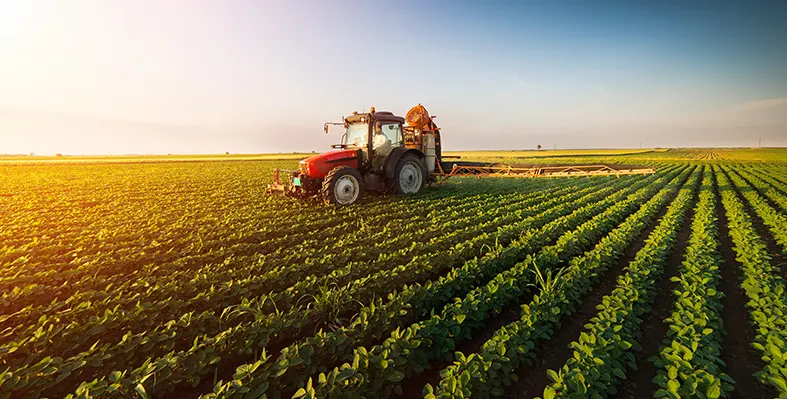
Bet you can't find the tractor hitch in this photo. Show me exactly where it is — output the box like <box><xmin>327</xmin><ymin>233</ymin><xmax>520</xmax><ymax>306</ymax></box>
<box><xmin>266</xmin><ymin>168</ymin><xmax>299</xmax><ymax>196</ymax></box>
<box><xmin>266</xmin><ymin>168</ymin><xmax>320</xmax><ymax>200</ymax></box>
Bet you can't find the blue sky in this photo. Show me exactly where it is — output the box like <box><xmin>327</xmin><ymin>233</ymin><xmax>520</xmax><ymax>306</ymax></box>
<box><xmin>1</xmin><ymin>0</ymin><xmax>786</xmax><ymax>154</ymax></box>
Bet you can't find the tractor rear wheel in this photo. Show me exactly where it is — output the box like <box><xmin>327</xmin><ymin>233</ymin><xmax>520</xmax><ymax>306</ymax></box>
<box><xmin>391</xmin><ymin>153</ymin><xmax>426</xmax><ymax>195</ymax></box>
<box><xmin>322</xmin><ymin>166</ymin><xmax>364</xmax><ymax>205</ymax></box>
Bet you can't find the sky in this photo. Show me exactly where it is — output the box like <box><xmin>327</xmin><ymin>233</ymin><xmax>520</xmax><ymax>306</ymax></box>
<box><xmin>1</xmin><ymin>0</ymin><xmax>786</xmax><ymax>155</ymax></box>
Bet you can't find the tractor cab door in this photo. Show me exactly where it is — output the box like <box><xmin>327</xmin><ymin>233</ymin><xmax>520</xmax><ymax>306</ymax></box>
<box><xmin>345</xmin><ymin>122</ymin><xmax>370</xmax><ymax>165</ymax></box>
<box><xmin>371</xmin><ymin>121</ymin><xmax>403</xmax><ymax>172</ymax></box>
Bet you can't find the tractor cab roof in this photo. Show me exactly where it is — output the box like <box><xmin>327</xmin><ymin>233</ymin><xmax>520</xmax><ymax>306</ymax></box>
<box><xmin>345</xmin><ymin>110</ymin><xmax>404</xmax><ymax>125</ymax></box>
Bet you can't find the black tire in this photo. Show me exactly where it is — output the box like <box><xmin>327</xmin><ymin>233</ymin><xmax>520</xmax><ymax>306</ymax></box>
<box><xmin>321</xmin><ymin>166</ymin><xmax>365</xmax><ymax>205</ymax></box>
<box><xmin>390</xmin><ymin>153</ymin><xmax>426</xmax><ymax>195</ymax></box>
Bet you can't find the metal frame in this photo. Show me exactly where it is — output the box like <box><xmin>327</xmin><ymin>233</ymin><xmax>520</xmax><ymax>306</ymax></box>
<box><xmin>270</xmin><ymin>161</ymin><xmax>656</xmax><ymax>195</ymax></box>
<box><xmin>436</xmin><ymin>163</ymin><xmax>655</xmax><ymax>179</ymax></box>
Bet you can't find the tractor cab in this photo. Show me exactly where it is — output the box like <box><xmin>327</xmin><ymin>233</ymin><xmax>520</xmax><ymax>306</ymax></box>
<box><xmin>337</xmin><ymin>108</ymin><xmax>405</xmax><ymax>173</ymax></box>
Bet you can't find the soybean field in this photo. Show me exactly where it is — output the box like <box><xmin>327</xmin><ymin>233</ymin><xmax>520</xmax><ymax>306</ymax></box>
<box><xmin>1</xmin><ymin>148</ymin><xmax>786</xmax><ymax>399</ymax></box>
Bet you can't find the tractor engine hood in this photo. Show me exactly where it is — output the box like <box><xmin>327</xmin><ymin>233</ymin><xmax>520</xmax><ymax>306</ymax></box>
<box><xmin>299</xmin><ymin>149</ymin><xmax>360</xmax><ymax>179</ymax></box>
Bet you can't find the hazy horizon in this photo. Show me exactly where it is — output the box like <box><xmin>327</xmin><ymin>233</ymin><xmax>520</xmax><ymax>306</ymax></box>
<box><xmin>2</xmin><ymin>0</ymin><xmax>786</xmax><ymax>155</ymax></box>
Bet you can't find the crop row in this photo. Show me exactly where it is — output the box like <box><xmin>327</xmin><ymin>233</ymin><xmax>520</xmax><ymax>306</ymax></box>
<box><xmin>425</xmin><ymin>166</ymin><xmax>697</xmax><ymax>398</ymax></box>
<box><xmin>1</xmin><ymin>179</ymin><xmax>553</xmax><ymax>315</ymax></box>
<box><xmin>0</xmin><ymin>166</ymin><xmax>572</xmax><ymax>287</ymax></box>
<box><xmin>650</xmin><ymin>170</ymin><xmax>734</xmax><ymax>398</ymax></box>
<box><xmin>99</xmin><ymin>173</ymin><xmax>663</xmax><ymax>398</ymax></box>
<box><xmin>1</xmin><ymin>177</ymin><xmax>575</xmax><ymax>331</ymax></box>
<box><xmin>717</xmin><ymin>168</ymin><xmax>787</xmax><ymax>396</ymax></box>
<box><xmin>2</xmin><ymin>178</ymin><xmax>579</xmax><ymax>367</ymax></box>
<box><xmin>60</xmin><ymin>169</ymin><xmax>681</xmax><ymax>398</ymax></box>
<box><xmin>737</xmin><ymin>166</ymin><xmax>787</xmax><ymax>214</ymax></box>
<box><xmin>724</xmin><ymin>167</ymin><xmax>787</xmax><ymax>256</ymax></box>
<box><xmin>538</xmin><ymin>166</ymin><xmax>700</xmax><ymax>398</ymax></box>
<box><xmin>291</xmin><ymin>167</ymin><xmax>689</xmax><ymax>398</ymax></box>
<box><xmin>0</xmin><ymin>186</ymin><xmax>583</xmax><ymax>397</ymax></box>
<box><xmin>203</xmin><ymin>166</ymin><xmax>691</xmax><ymax>399</ymax></box>
<box><xmin>747</xmin><ymin>165</ymin><xmax>787</xmax><ymax>195</ymax></box>
<box><xmin>2</xmin><ymin>174</ymin><xmax>658</xmax><ymax>398</ymax></box>
<box><xmin>0</xmin><ymin>175</ymin><xmax>344</xmax><ymax>282</ymax></box>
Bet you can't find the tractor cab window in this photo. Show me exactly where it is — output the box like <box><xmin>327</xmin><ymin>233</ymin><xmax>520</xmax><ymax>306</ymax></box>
<box><xmin>373</xmin><ymin>122</ymin><xmax>402</xmax><ymax>157</ymax></box>
<box><xmin>345</xmin><ymin>123</ymin><xmax>368</xmax><ymax>147</ymax></box>
<box><xmin>372</xmin><ymin>122</ymin><xmax>402</xmax><ymax>168</ymax></box>
<box><xmin>382</xmin><ymin>123</ymin><xmax>402</xmax><ymax>146</ymax></box>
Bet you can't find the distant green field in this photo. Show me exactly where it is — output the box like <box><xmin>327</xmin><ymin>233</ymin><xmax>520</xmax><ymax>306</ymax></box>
<box><xmin>4</xmin><ymin>149</ymin><xmax>644</xmax><ymax>164</ymax></box>
<box><xmin>8</xmin><ymin>147</ymin><xmax>786</xmax><ymax>165</ymax></box>
<box><xmin>0</xmin><ymin>153</ymin><xmax>312</xmax><ymax>163</ymax></box>
<box><xmin>453</xmin><ymin>147</ymin><xmax>787</xmax><ymax>164</ymax></box>
<box><xmin>444</xmin><ymin>148</ymin><xmax>665</xmax><ymax>159</ymax></box>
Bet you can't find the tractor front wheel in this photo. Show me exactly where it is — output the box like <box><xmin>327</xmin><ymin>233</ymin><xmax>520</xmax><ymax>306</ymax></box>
<box><xmin>322</xmin><ymin>166</ymin><xmax>365</xmax><ymax>205</ymax></box>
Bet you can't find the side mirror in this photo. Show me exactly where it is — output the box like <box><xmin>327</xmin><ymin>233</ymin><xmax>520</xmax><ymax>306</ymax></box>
<box><xmin>324</xmin><ymin>124</ymin><xmax>329</xmax><ymax>134</ymax></box>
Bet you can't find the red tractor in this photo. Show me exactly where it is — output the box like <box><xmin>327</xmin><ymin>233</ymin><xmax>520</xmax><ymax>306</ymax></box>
<box><xmin>267</xmin><ymin>104</ymin><xmax>656</xmax><ymax>205</ymax></box>
<box><xmin>267</xmin><ymin>105</ymin><xmax>442</xmax><ymax>205</ymax></box>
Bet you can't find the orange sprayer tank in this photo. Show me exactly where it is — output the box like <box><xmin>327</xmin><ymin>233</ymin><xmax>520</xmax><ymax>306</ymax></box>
<box><xmin>405</xmin><ymin>104</ymin><xmax>435</xmax><ymax>131</ymax></box>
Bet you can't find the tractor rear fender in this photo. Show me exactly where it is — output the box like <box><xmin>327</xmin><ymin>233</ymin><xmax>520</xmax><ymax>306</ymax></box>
<box><xmin>384</xmin><ymin>148</ymin><xmax>425</xmax><ymax>180</ymax></box>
